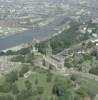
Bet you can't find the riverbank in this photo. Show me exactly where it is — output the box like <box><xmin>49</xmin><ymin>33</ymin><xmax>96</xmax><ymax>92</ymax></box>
<box><xmin>2</xmin><ymin>43</ymin><xmax>29</xmax><ymax>53</ymax></box>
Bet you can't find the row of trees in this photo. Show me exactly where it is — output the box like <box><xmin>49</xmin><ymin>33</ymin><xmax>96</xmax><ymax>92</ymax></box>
<box><xmin>0</xmin><ymin>47</ymin><xmax>31</xmax><ymax>56</ymax></box>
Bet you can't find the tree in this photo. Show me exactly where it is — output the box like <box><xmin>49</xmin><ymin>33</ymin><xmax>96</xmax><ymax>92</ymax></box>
<box><xmin>46</xmin><ymin>71</ymin><xmax>53</xmax><ymax>82</ymax></box>
<box><xmin>37</xmin><ymin>42</ymin><xmax>47</xmax><ymax>54</ymax></box>
<box><xmin>87</xmin><ymin>41</ymin><xmax>94</xmax><ymax>48</ymax></box>
<box><xmin>25</xmin><ymin>53</ymin><xmax>35</xmax><ymax>63</ymax></box>
<box><xmin>17</xmin><ymin>48</ymin><xmax>30</xmax><ymax>55</ymax></box>
<box><xmin>12</xmin><ymin>84</ymin><xmax>19</xmax><ymax>95</ymax></box>
<box><xmin>52</xmin><ymin>77</ymin><xmax>75</xmax><ymax>100</ymax></box>
<box><xmin>19</xmin><ymin>65</ymin><xmax>29</xmax><ymax>77</ymax></box>
<box><xmin>58</xmin><ymin>89</ymin><xmax>75</xmax><ymax>100</ymax></box>
<box><xmin>64</xmin><ymin>58</ymin><xmax>77</xmax><ymax>68</ymax></box>
<box><xmin>11</xmin><ymin>55</ymin><xmax>24</xmax><ymax>62</ymax></box>
<box><xmin>64</xmin><ymin>58</ymin><xmax>72</xmax><ymax>68</ymax></box>
<box><xmin>16</xmin><ymin>89</ymin><xmax>33</xmax><ymax>100</ymax></box>
<box><xmin>0</xmin><ymin>95</ymin><xmax>14</xmax><ymax>100</ymax></box>
<box><xmin>37</xmin><ymin>86</ymin><xmax>44</xmax><ymax>95</ymax></box>
<box><xmin>25</xmin><ymin>80</ymin><xmax>32</xmax><ymax>89</ymax></box>
<box><xmin>6</xmin><ymin>71</ymin><xmax>18</xmax><ymax>83</ymax></box>
<box><xmin>70</xmin><ymin>74</ymin><xmax>77</xmax><ymax>81</ymax></box>
<box><xmin>82</xmin><ymin>54</ymin><xmax>92</xmax><ymax>61</ymax></box>
<box><xmin>0</xmin><ymin>82</ymin><xmax>12</xmax><ymax>93</ymax></box>
<box><xmin>36</xmin><ymin>96</ymin><xmax>41</xmax><ymax>100</ymax></box>
<box><xmin>35</xmin><ymin>79</ymin><xmax>39</xmax><ymax>85</ymax></box>
<box><xmin>42</xmin><ymin>60</ymin><xmax>46</xmax><ymax>66</ymax></box>
<box><xmin>6</xmin><ymin>50</ymin><xmax>15</xmax><ymax>55</ymax></box>
<box><xmin>91</xmin><ymin>50</ymin><xmax>97</xmax><ymax>57</ymax></box>
<box><xmin>74</xmin><ymin>95</ymin><xmax>83</xmax><ymax>100</ymax></box>
<box><xmin>89</xmin><ymin>67</ymin><xmax>98</xmax><ymax>75</ymax></box>
<box><xmin>76</xmin><ymin>87</ymin><xmax>89</xmax><ymax>97</ymax></box>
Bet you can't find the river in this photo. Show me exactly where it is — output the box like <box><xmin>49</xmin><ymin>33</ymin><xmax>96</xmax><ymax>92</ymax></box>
<box><xmin>0</xmin><ymin>12</ymin><xmax>72</xmax><ymax>51</ymax></box>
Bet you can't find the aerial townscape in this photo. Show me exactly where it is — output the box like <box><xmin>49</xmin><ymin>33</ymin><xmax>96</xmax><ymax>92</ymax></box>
<box><xmin>1</xmin><ymin>0</ymin><xmax>98</xmax><ymax>100</ymax></box>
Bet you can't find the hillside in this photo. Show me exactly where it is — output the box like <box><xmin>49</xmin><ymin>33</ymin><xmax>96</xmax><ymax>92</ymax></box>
<box><xmin>0</xmin><ymin>62</ymin><xmax>98</xmax><ymax>100</ymax></box>
<box><xmin>38</xmin><ymin>20</ymin><xmax>97</xmax><ymax>54</ymax></box>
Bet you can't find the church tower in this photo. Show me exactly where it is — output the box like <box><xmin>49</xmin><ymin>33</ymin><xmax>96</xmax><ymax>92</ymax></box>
<box><xmin>46</xmin><ymin>41</ymin><xmax>52</xmax><ymax>56</ymax></box>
